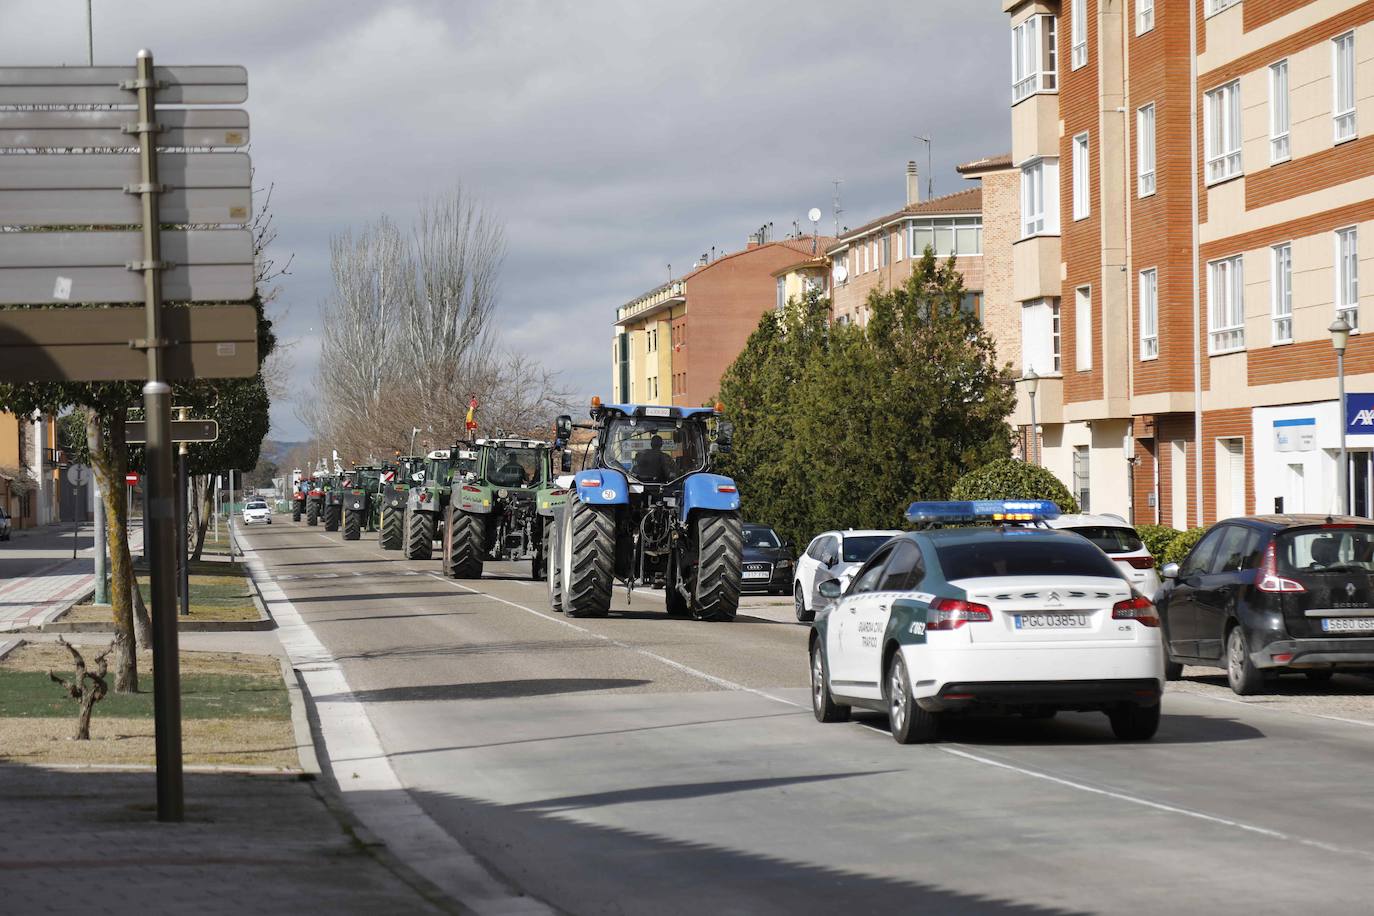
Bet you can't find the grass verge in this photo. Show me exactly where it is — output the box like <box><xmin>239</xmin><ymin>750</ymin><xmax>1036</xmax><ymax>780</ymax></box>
<box><xmin>68</xmin><ymin>560</ymin><xmax>258</xmax><ymax>624</ymax></box>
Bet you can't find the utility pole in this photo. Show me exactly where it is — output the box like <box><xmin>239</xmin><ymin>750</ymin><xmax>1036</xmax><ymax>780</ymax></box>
<box><xmin>916</xmin><ymin>135</ymin><xmax>934</xmax><ymax>199</ymax></box>
<box><xmin>831</xmin><ymin>179</ymin><xmax>843</xmax><ymax>237</ymax></box>
<box><xmin>85</xmin><ymin>0</ymin><xmax>93</xmax><ymax>65</ymax></box>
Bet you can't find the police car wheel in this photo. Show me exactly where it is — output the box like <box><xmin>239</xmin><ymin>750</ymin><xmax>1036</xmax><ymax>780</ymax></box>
<box><xmin>1164</xmin><ymin>659</ymin><xmax>1184</xmax><ymax>681</ymax></box>
<box><xmin>887</xmin><ymin>653</ymin><xmax>937</xmax><ymax>744</ymax></box>
<box><xmin>810</xmin><ymin>641</ymin><xmax>849</xmax><ymax>723</ymax></box>
<box><xmin>1107</xmin><ymin>702</ymin><xmax>1160</xmax><ymax>741</ymax></box>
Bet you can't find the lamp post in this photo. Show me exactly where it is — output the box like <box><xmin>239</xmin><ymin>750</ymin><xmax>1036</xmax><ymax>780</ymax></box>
<box><xmin>1331</xmin><ymin>316</ymin><xmax>1352</xmax><ymax>515</ymax></box>
<box><xmin>1021</xmin><ymin>369</ymin><xmax>1040</xmax><ymax>467</ymax></box>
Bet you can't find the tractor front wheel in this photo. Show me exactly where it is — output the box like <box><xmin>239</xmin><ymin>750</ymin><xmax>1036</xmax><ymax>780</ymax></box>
<box><xmin>292</xmin><ymin>504</ymin><xmax>302</xmax><ymax>522</ymax></box>
<box><xmin>562</xmin><ymin>499</ymin><xmax>614</xmax><ymax>618</ymax></box>
<box><xmin>444</xmin><ymin>507</ymin><xmax>484</xmax><ymax>579</ymax></box>
<box><xmin>324</xmin><ymin>504</ymin><xmax>340</xmax><ymax>532</ymax></box>
<box><xmin>404</xmin><ymin>506</ymin><xmax>433</xmax><ymax>560</ymax></box>
<box><xmin>343</xmin><ymin>509</ymin><xmax>361</xmax><ymax>541</ymax></box>
<box><xmin>684</xmin><ymin>511</ymin><xmax>742</xmax><ymax>622</ymax></box>
<box><xmin>306</xmin><ymin>502</ymin><xmax>318</xmax><ymax>526</ymax></box>
<box><xmin>379</xmin><ymin>506</ymin><xmax>402</xmax><ymax>550</ymax></box>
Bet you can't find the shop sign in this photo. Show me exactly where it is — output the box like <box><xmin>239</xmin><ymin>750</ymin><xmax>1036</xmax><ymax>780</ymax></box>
<box><xmin>1274</xmin><ymin>417</ymin><xmax>1315</xmax><ymax>452</ymax></box>
<box><xmin>1347</xmin><ymin>393</ymin><xmax>1374</xmax><ymax>436</ymax></box>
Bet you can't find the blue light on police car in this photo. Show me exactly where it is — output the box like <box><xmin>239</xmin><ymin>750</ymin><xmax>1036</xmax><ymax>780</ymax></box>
<box><xmin>904</xmin><ymin>499</ymin><xmax>1061</xmax><ymax>525</ymax></box>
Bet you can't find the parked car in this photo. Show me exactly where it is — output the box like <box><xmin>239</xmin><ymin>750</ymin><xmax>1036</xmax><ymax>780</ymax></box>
<box><xmin>1047</xmin><ymin>514</ymin><xmax>1161</xmax><ymax>599</ymax></box>
<box><xmin>242</xmin><ymin>500</ymin><xmax>273</xmax><ymax>525</ymax></box>
<box><xmin>793</xmin><ymin>529</ymin><xmax>902</xmax><ymax>622</ymax></box>
<box><xmin>1158</xmin><ymin>514</ymin><xmax>1374</xmax><ymax>694</ymax></box>
<box><xmin>0</xmin><ymin>507</ymin><xmax>10</xmax><ymax>541</ymax></box>
<box><xmin>740</xmin><ymin>524</ymin><xmax>794</xmax><ymax>595</ymax></box>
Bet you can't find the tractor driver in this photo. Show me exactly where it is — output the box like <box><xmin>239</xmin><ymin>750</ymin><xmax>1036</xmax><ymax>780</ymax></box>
<box><xmin>493</xmin><ymin>450</ymin><xmax>527</xmax><ymax>487</ymax></box>
<box><xmin>632</xmin><ymin>434</ymin><xmax>677</xmax><ymax>482</ymax></box>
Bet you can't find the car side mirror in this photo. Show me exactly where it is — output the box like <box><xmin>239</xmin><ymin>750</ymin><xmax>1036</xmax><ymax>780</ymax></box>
<box><xmin>560</xmin><ymin>452</ymin><xmax>573</xmax><ymax>473</ymax></box>
<box><xmin>1162</xmin><ymin>562</ymin><xmax>1180</xmax><ymax>580</ymax></box>
<box><xmin>818</xmin><ymin>580</ymin><xmax>843</xmax><ymax>600</ymax></box>
<box><xmin>823</xmin><ymin>554</ymin><xmax>839</xmax><ymax>568</ymax></box>
<box><xmin>783</xmin><ymin>539</ymin><xmax>795</xmax><ymax>553</ymax></box>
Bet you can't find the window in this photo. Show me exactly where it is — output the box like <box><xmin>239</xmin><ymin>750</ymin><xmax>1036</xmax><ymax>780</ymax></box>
<box><xmin>1139</xmin><ymin>268</ymin><xmax>1158</xmax><ymax>359</ymax></box>
<box><xmin>1137</xmin><ymin>104</ymin><xmax>1156</xmax><ymax>196</ymax></box>
<box><xmin>1072</xmin><ymin>132</ymin><xmax>1090</xmax><ymax>220</ymax></box>
<box><xmin>910</xmin><ymin>217</ymin><xmax>982</xmax><ymax>257</ymax></box>
<box><xmin>1052</xmin><ymin>301</ymin><xmax>1061</xmax><ymax>372</ymax></box>
<box><xmin>1073</xmin><ymin>446</ymin><xmax>1091</xmax><ymax>513</ymax></box>
<box><xmin>882</xmin><ymin>233</ymin><xmax>890</xmax><ymax>267</ymax></box>
<box><xmin>896</xmin><ymin>229</ymin><xmax>903</xmax><ymax>261</ymax></box>
<box><xmin>776</xmin><ymin>277</ymin><xmax>786</xmax><ymax>311</ymax></box>
<box><xmin>1020</xmin><ymin>298</ymin><xmax>1061</xmax><ymax>376</ymax></box>
<box><xmin>1205</xmin><ymin>0</ymin><xmax>1238</xmax><ymax>15</ymax></box>
<box><xmin>1334</xmin><ymin>32</ymin><xmax>1356</xmax><ymax>143</ymax></box>
<box><xmin>1071</xmin><ymin>0</ymin><xmax>1087</xmax><ymax>69</ymax></box>
<box><xmin>1020</xmin><ymin>158</ymin><xmax>1059</xmax><ymax>236</ymax></box>
<box><xmin>1208</xmin><ymin>255</ymin><xmax>1245</xmax><ymax>353</ymax></box>
<box><xmin>1137</xmin><ymin>0</ymin><xmax>1154</xmax><ymax>34</ymax></box>
<box><xmin>960</xmin><ymin>292</ymin><xmax>983</xmax><ymax>322</ymax></box>
<box><xmin>851</xmin><ymin>545</ymin><xmax>894</xmax><ymax>594</ymax></box>
<box><xmin>1205</xmin><ymin>80</ymin><xmax>1242</xmax><ymax>184</ymax></box>
<box><xmin>1337</xmin><ymin>227</ymin><xmax>1359</xmax><ymax>330</ymax></box>
<box><xmin>1271</xmin><ymin>243</ymin><xmax>1292</xmax><ymax>344</ymax></box>
<box><xmin>862</xmin><ymin>244</ymin><xmax>869</xmax><ymax>273</ymax></box>
<box><xmin>1269</xmin><ymin>60</ymin><xmax>1290</xmax><ymax>162</ymax></box>
<box><xmin>1075</xmin><ymin>286</ymin><xmax>1092</xmax><ymax>371</ymax></box>
<box><xmin>879</xmin><ymin>542</ymin><xmax>925</xmax><ymax>592</ymax></box>
<box><xmin>1012</xmin><ymin>14</ymin><xmax>1057</xmax><ymax>103</ymax></box>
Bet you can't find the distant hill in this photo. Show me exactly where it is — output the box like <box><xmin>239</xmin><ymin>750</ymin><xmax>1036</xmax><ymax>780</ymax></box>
<box><xmin>259</xmin><ymin>439</ymin><xmax>305</xmax><ymax>468</ymax></box>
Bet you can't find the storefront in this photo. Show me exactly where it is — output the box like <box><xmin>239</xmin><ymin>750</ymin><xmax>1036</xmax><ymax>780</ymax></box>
<box><xmin>1253</xmin><ymin>398</ymin><xmax>1374</xmax><ymax>519</ymax></box>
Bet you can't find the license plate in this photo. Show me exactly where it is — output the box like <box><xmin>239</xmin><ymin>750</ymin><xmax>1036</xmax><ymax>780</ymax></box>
<box><xmin>1014</xmin><ymin>614</ymin><xmax>1090</xmax><ymax>629</ymax></box>
<box><xmin>1321</xmin><ymin>617</ymin><xmax>1374</xmax><ymax>633</ymax></box>
<box><xmin>742</xmin><ymin>570</ymin><xmax>770</xmax><ymax>580</ymax></box>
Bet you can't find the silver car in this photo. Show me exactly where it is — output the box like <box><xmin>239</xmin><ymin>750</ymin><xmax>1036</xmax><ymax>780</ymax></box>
<box><xmin>792</xmin><ymin>528</ymin><xmax>901</xmax><ymax>622</ymax></box>
<box><xmin>1047</xmin><ymin>513</ymin><xmax>1162</xmax><ymax>599</ymax></box>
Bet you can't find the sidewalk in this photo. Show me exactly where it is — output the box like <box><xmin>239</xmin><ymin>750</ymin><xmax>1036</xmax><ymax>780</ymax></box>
<box><xmin>0</xmin><ymin>524</ymin><xmax>145</xmax><ymax>633</ymax></box>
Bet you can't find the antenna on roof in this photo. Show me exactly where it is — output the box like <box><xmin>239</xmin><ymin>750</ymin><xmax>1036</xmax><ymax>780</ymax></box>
<box><xmin>831</xmin><ymin>179</ymin><xmax>843</xmax><ymax>237</ymax></box>
<box><xmin>916</xmin><ymin>135</ymin><xmax>934</xmax><ymax>198</ymax></box>
<box><xmin>808</xmin><ymin>207</ymin><xmax>821</xmax><ymax>254</ymax></box>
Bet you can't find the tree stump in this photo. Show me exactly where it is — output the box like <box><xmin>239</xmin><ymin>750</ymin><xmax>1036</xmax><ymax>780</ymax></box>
<box><xmin>47</xmin><ymin>635</ymin><xmax>116</xmax><ymax>741</ymax></box>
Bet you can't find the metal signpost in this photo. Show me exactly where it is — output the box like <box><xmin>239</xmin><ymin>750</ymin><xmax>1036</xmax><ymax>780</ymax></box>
<box><xmin>66</xmin><ymin>465</ymin><xmax>90</xmax><ymax>560</ymax></box>
<box><xmin>0</xmin><ymin>55</ymin><xmax>254</xmax><ymax>823</ymax></box>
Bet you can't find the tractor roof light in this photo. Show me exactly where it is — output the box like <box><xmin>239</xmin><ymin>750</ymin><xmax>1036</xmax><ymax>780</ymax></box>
<box><xmin>590</xmin><ymin>396</ymin><xmax>602</xmax><ymax>408</ymax></box>
<box><xmin>904</xmin><ymin>499</ymin><xmax>1061</xmax><ymax>526</ymax></box>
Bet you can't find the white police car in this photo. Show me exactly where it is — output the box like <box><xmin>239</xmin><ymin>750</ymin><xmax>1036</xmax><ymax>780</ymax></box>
<box><xmin>809</xmin><ymin>500</ymin><xmax>1165</xmax><ymax>743</ymax></box>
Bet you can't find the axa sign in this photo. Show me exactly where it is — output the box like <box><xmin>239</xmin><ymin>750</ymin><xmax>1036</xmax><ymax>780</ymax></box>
<box><xmin>1346</xmin><ymin>393</ymin><xmax>1374</xmax><ymax>436</ymax></box>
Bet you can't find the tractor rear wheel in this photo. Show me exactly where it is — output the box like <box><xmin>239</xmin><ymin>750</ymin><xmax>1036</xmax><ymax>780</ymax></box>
<box><xmin>379</xmin><ymin>506</ymin><xmax>402</xmax><ymax>550</ymax></box>
<box><xmin>562</xmin><ymin>499</ymin><xmax>614</xmax><ymax>618</ymax></box>
<box><xmin>547</xmin><ymin>520</ymin><xmax>564</xmax><ymax>612</ymax></box>
<box><xmin>324</xmin><ymin>504</ymin><xmax>340</xmax><ymax>532</ymax></box>
<box><xmin>685</xmin><ymin>511</ymin><xmax>742</xmax><ymax>622</ymax></box>
<box><xmin>404</xmin><ymin>507</ymin><xmax>433</xmax><ymax>560</ymax></box>
<box><xmin>306</xmin><ymin>502</ymin><xmax>318</xmax><ymax>526</ymax></box>
<box><xmin>445</xmin><ymin>507</ymin><xmax>484</xmax><ymax>579</ymax></box>
<box><xmin>343</xmin><ymin>509</ymin><xmax>361</xmax><ymax>541</ymax></box>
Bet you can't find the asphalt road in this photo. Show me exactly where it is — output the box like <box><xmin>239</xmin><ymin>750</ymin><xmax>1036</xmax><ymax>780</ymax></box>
<box><xmin>242</xmin><ymin>519</ymin><xmax>1374</xmax><ymax>915</ymax></box>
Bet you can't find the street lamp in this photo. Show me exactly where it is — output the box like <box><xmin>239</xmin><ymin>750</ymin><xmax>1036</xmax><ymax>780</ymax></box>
<box><xmin>1331</xmin><ymin>316</ymin><xmax>1352</xmax><ymax>515</ymax></box>
<box><xmin>1021</xmin><ymin>369</ymin><xmax>1040</xmax><ymax>467</ymax></box>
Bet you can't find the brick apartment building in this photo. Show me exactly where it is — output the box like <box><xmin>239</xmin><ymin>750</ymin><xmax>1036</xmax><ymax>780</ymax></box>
<box><xmin>612</xmin><ymin>236</ymin><xmax>834</xmax><ymax>407</ymax></box>
<box><xmin>1004</xmin><ymin>0</ymin><xmax>1372</xmax><ymax>527</ymax></box>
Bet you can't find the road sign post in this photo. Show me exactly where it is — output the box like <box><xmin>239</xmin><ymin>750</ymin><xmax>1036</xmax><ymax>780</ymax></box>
<box><xmin>66</xmin><ymin>464</ymin><xmax>90</xmax><ymax>560</ymax></box>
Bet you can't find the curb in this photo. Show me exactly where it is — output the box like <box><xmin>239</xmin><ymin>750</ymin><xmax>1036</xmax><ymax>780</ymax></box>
<box><xmin>0</xmin><ymin>637</ymin><xmax>22</xmax><ymax>662</ymax></box>
<box><xmin>30</xmin><ymin>615</ymin><xmax>275</xmax><ymax>634</ymax></box>
<box><xmin>279</xmin><ymin>653</ymin><xmax>322</xmax><ymax>776</ymax></box>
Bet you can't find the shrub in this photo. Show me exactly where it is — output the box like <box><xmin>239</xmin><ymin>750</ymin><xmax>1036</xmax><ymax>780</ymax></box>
<box><xmin>1136</xmin><ymin>524</ymin><xmax>1181</xmax><ymax>565</ymax></box>
<box><xmin>950</xmin><ymin>459</ymin><xmax>1080</xmax><ymax>515</ymax></box>
<box><xmin>1163</xmin><ymin>526</ymin><xmax>1208</xmax><ymax>566</ymax></box>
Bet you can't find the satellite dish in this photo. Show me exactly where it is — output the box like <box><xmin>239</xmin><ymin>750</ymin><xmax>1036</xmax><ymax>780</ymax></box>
<box><xmin>833</xmin><ymin>264</ymin><xmax>848</xmax><ymax>283</ymax></box>
<box><xmin>807</xmin><ymin>207</ymin><xmax>822</xmax><ymax>223</ymax></box>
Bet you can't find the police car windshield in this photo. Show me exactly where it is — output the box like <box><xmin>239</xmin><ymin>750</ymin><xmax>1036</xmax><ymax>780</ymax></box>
<box><xmin>604</xmin><ymin>417</ymin><xmax>705</xmax><ymax>483</ymax></box>
<box><xmin>937</xmin><ymin>538</ymin><xmax>1122</xmax><ymax>581</ymax></box>
<box><xmin>1065</xmin><ymin>526</ymin><xmax>1143</xmax><ymax>555</ymax></box>
<box><xmin>842</xmin><ymin>536</ymin><xmax>891</xmax><ymax>563</ymax></box>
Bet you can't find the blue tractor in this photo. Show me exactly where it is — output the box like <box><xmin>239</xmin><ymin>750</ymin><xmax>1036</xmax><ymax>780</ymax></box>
<box><xmin>547</xmin><ymin>401</ymin><xmax>743</xmax><ymax>621</ymax></box>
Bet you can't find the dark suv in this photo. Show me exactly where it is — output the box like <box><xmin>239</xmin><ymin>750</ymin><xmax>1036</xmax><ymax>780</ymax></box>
<box><xmin>1158</xmin><ymin>515</ymin><xmax>1374</xmax><ymax>694</ymax></box>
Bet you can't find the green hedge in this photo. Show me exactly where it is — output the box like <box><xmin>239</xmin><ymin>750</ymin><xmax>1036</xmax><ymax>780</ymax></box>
<box><xmin>950</xmin><ymin>459</ymin><xmax>1080</xmax><ymax>515</ymax></box>
<box><xmin>1136</xmin><ymin>524</ymin><xmax>1181</xmax><ymax>565</ymax></box>
<box><xmin>1163</xmin><ymin>527</ymin><xmax>1208</xmax><ymax>566</ymax></box>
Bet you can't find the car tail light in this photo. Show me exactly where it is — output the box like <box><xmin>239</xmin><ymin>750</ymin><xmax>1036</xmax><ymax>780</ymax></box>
<box><xmin>1257</xmin><ymin>538</ymin><xmax>1305</xmax><ymax>593</ymax></box>
<box><xmin>1272</xmin><ymin>653</ymin><xmax>1293</xmax><ymax>664</ymax></box>
<box><xmin>1112</xmin><ymin>594</ymin><xmax>1160</xmax><ymax>627</ymax></box>
<box><xmin>929</xmin><ymin>598</ymin><xmax>992</xmax><ymax>630</ymax></box>
<box><xmin>581</xmin><ymin>476</ymin><xmax>602</xmax><ymax>487</ymax></box>
<box><xmin>1122</xmin><ymin>555</ymin><xmax>1157</xmax><ymax>570</ymax></box>
<box><xmin>717</xmin><ymin>485</ymin><xmax>737</xmax><ymax>493</ymax></box>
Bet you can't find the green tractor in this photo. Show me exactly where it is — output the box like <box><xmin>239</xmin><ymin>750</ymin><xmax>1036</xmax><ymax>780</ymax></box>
<box><xmin>341</xmin><ymin>465</ymin><xmax>385</xmax><ymax>541</ymax></box>
<box><xmin>441</xmin><ymin>437</ymin><xmax>568</xmax><ymax>580</ymax></box>
<box><xmin>379</xmin><ymin>456</ymin><xmax>423</xmax><ymax>551</ymax></box>
<box><xmin>403</xmin><ymin>449</ymin><xmax>453</xmax><ymax>560</ymax></box>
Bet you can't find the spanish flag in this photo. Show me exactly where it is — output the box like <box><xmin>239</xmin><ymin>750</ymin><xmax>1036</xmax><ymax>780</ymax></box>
<box><xmin>465</xmin><ymin>397</ymin><xmax>478</xmax><ymax>432</ymax></box>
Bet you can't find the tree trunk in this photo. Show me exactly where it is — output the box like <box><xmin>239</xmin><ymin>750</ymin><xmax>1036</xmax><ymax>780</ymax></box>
<box><xmin>86</xmin><ymin>408</ymin><xmax>138</xmax><ymax>693</ymax></box>
<box><xmin>192</xmin><ymin>475</ymin><xmax>213</xmax><ymax>561</ymax></box>
<box><xmin>125</xmin><ymin>534</ymin><xmax>152</xmax><ymax>650</ymax></box>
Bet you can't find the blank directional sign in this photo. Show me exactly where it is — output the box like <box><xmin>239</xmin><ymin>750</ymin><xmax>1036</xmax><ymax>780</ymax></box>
<box><xmin>0</xmin><ymin>66</ymin><xmax>247</xmax><ymax>105</ymax></box>
<box><xmin>0</xmin><ymin>109</ymin><xmax>250</xmax><ymax>150</ymax></box>
<box><xmin>125</xmin><ymin>420</ymin><xmax>220</xmax><ymax>444</ymax></box>
<box><xmin>0</xmin><ymin>230</ymin><xmax>254</xmax><ymax>304</ymax></box>
<box><xmin>0</xmin><ymin>304</ymin><xmax>258</xmax><ymax>382</ymax></box>
<box><xmin>0</xmin><ymin>152</ymin><xmax>251</xmax><ymax>226</ymax></box>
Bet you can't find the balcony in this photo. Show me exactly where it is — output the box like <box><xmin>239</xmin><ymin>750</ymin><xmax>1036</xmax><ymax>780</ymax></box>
<box><xmin>1013</xmin><ymin>234</ymin><xmax>1061</xmax><ymax>302</ymax></box>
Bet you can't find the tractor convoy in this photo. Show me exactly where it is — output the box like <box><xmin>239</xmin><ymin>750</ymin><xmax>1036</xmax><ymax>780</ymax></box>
<box><xmin>289</xmin><ymin>400</ymin><xmax>744</xmax><ymax>622</ymax></box>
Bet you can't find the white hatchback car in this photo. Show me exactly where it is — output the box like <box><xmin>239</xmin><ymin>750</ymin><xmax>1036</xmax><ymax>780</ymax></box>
<box><xmin>793</xmin><ymin>529</ymin><xmax>901</xmax><ymax>622</ymax></box>
<box><xmin>242</xmin><ymin>500</ymin><xmax>273</xmax><ymax>525</ymax></box>
<box><xmin>1047</xmin><ymin>514</ymin><xmax>1161</xmax><ymax>599</ymax></box>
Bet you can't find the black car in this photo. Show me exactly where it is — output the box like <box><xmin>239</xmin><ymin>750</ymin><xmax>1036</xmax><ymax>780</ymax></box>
<box><xmin>1158</xmin><ymin>514</ymin><xmax>1374</xmax><ymax>694</ymax></box>
<box><xmin>740</xmin><ymin>524</ymin><xmax>793</xmax><ymax>595</ymax></box>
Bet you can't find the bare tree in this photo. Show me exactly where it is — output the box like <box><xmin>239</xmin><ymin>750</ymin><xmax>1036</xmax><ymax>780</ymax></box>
<box><xmin>48</xmin><ymin>635</ymin><xmax>116</xmax><ymax>740</ymax></box>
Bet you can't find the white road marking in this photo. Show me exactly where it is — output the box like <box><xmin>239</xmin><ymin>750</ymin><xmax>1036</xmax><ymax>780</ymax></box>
<box><xmin>1175</xmin><ymin>688</ymin><xmax>1374</xmax><ymax>730</ymax></box>
<box><xmin>425</xmin><ymin>572</ymin><xmax>805</xmax><ymax>709</ymax></box>
<box><xmin>239</xmin><ymin>530</ymin><xmax>555</xmax><ymax>916</ymax></box>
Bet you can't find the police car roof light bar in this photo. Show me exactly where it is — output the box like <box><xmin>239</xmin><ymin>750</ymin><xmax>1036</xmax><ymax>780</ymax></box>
<box><xmin>905</xmin><ymin>499</ymin><xmax>1061</xmax><ymax>526</ymax></box>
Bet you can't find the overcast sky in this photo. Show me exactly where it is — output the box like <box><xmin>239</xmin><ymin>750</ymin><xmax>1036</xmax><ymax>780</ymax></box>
<box><xmin>5</xmin><ymin>0</ymin><xmax>1010</xmax><ymax>440</ymax></box>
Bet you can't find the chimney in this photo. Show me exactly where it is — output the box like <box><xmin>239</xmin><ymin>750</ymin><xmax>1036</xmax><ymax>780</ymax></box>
<box><xmin>746</xmin><ymin>232</ymin><xmax>761</xmax><ymax>249</ymax></box>
<box><xmin>906</xmin><ymin>160</ymin><xmax>921</xmax><ymax>206</ymax></box>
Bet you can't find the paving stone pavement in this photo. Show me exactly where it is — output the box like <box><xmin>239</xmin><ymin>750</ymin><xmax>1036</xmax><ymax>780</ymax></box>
<box><xmin>0</xmin><ymin>766</ymin><xmax>453</xmax><ymax>915</ymax></box>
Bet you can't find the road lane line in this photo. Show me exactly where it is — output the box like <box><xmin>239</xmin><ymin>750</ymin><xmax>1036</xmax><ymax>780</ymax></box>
<box><xmin>936</xmin><ymin>745</ymin><xmax>1374</xmax><ymax>861</ymax></box>
<box><xmin>238</xmin><ymin>529</ymin><xmax>556</xmax><ymax>916</ymax></box>
<box><xmin>1172</xmin><ymin>688</ymin><xmax>1374</xmax><ymax>730</ymax></box>
<box><xmin>425</xmin><ymin>573</ymin><xmax>805</xmax><ymax>709</ymax></box>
